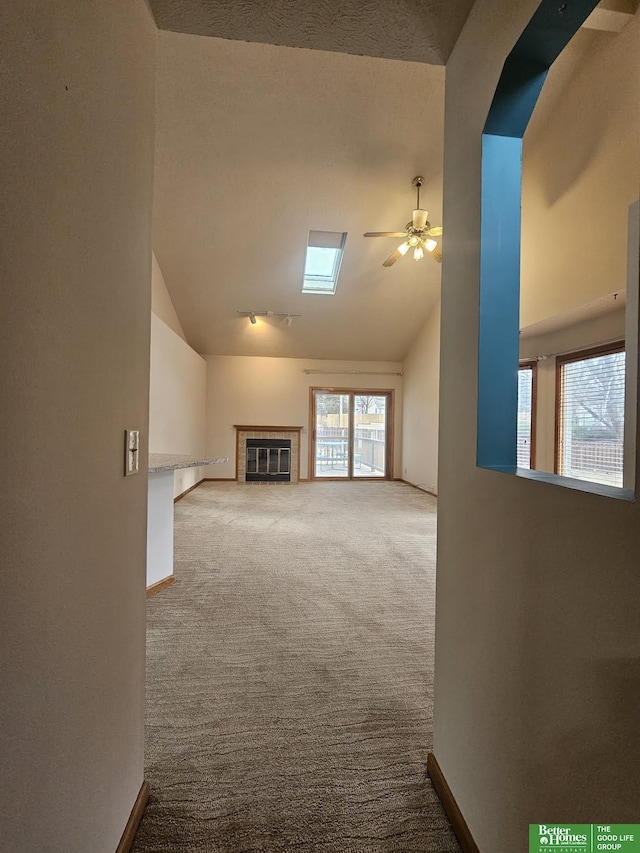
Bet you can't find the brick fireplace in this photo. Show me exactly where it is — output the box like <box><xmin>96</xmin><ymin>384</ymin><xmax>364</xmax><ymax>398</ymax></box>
<box><xmin>234</xmin><ymin>425</ymin><xmax>303</xmax><ymax>484</ymax></box>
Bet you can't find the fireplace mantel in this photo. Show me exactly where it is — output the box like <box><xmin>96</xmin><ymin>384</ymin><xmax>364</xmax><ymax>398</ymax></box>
<box><xmin>233</xmin><ymin>425</ymin><xmax>303</xmax><ymax>432</ymax></box>
<box><xmin>234</xmin><ymin>426</ymin><xmax>303</xmax><ymax>483</ymax></box>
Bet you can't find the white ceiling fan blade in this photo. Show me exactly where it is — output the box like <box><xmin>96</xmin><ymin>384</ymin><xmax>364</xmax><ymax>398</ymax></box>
<box><xmin>382</xmin><ymin>248</ymin><xmax>403</xmax><ymax>267</ymax></box>
<box><xmin>426</xmin><ymin>226</ymin><xmax>443</xmax><ymax>237</ymax></box>
<box><xmin>412</xmin><ymin>209</ymin><xmax>428</xmax><ymax>229</ymax></box>
<box><xmin>363</xmin><ymin>231</ymin><xmax>407</xmax><ymax>238</ymax></box>
<box><xmin>431</xmin><ymin>245</ymin><xmax>442</xmax><ymax>263</ymax></box>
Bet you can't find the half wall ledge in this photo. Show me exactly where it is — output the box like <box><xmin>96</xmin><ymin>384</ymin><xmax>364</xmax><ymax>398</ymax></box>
<box><xmin>483</xmin><ymin>465</ymin><xmax>635</xmax><ymax>502</ymax></box>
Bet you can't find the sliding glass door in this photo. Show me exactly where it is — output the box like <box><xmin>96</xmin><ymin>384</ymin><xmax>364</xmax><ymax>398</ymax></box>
<box><xmin>313</xmin><ymin>393</ymin><xmax>350</xmax><ymax>478</ymax></box>
<box><xmin>311</xmin><ymin>390</ymin><xmax>391</xmax><ymax>480</ymax></box>
<box><xmin>352</xmin><ymin>394</ymin><xmax>388</xmax><ymax>478</ymax></box>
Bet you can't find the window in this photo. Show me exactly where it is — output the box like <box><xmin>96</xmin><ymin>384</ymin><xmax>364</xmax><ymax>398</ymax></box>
<box><xmin>556</xmin><ymin>343</ymin><xmax>625</xmax><ymax>487</ymax></box>
<box><xmin>517</xmin><ymin>361</ymin><xmax>536</xmax><ymax>469</ymax></box>
<box><xmin>302</xmin><ymin>230</ymin><xmax>346</xmax><ymax>294</ymax></box>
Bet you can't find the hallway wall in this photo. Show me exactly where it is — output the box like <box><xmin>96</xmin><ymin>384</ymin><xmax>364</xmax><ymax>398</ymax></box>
<box><xmin>0</xmin><ymin>2</ymin><xmax>155</xmax><ymax>850</ymax></box>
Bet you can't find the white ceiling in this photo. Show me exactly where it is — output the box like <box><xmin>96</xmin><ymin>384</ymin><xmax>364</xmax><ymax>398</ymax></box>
<box><xmin>153</xmin><ymin>31</ymin><xmax>446</xmax><ymax>360</ymax></box>
<box><xmin>520</xmin><ymin>291</ymin><xmax>626</xmax><ymax>338</ymax></box>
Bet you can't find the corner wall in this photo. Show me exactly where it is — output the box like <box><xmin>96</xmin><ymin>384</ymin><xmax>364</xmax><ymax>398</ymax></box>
<box><xmin>436</xmin><ymin>3</ymin><xmax>640</xmax><ymax>850</ymax></box>
<box><xmin>0</xmin><ymin>3</ymin><xmax>155</xmax><ymax>850</ymax></box>
<box><xmin>152</xmin><ymin>251</ymin><xmax>187</xmax><ymax>341</ymax></box>
<box><xmin>401</xmin><ymin>300</ymin><xmax>441</xmax><ymax>494</ymax></box>
<box><xmin>521</xmin><ymin>12</ymin><xmax>640</xmax><ymax>326</ymax></box>
<box><xmin>204</xmin><ymin>355</ymin><xmax>403</xmax><ymax>479</ymax></box>
<box><xmin>149</xmin><ymin>313</ymin><xmax>207</xmax><ymax>496</ymax></box>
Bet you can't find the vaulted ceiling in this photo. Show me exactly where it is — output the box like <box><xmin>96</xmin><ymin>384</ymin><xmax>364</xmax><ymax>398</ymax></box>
<box><xmin>149</xmin><ymin>0</ymin><xmax>638</xmax><ymax>360</ymax></box>
<box><xmin>148</xmin><ymin>0</ymin><xmax>475</xmax><ymax>360</ymax></box>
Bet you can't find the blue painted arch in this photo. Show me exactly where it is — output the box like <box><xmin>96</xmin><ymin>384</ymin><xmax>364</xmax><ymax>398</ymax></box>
<box><xmin>477</xmin><ymin>0</ymin><xmax>600</xmax><ymax>469</ymax></box>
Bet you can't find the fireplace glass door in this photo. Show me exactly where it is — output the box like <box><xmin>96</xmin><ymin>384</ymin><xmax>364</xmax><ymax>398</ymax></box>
<box><xmin>246</xmin><ymin>438</ymin><xmax>291</xmax><ymax>482</ymax></box>
<box><xmin>312</xmin><ymin>390</ymin><xmax>390</xmax><ymax>479</ymax></box>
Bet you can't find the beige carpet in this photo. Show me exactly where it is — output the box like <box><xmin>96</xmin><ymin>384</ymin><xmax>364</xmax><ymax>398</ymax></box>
<box><xmin>133</xmin><ymin>480</ymin><xmax>461</xmax><ymax>852</ymax></box>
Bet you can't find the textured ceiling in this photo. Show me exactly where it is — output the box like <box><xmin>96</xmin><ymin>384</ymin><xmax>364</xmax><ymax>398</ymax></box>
<box><xmin>153</xmin><ymin>32</ymin><xmax>445</xmax><ymax>360</ymax></box>
<box><xmin>148</xmin><ymin>0</ymin><xmax>477</xmax><ymax>66</ymax></box>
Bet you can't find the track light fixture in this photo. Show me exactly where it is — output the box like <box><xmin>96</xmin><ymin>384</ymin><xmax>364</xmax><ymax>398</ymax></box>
<box><xmin>237</xmin><ymin>311</ymin><xmax>302</xmax><ymax>327</ymax></box>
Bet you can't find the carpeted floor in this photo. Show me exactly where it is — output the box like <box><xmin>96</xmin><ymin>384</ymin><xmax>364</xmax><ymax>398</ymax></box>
<box><xmin>133</xmin><ymin>480</ymin><xmax>461</xmax><ymax>852</ymax></box>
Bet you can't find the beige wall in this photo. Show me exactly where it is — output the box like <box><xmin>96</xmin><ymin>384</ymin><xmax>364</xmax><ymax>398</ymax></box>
<box><xmin>152</xmin><ymin>251</ymin><xmax>187</xmax><ymax>341</ymax></box>
<box><xmin>204</xmin><ymin>355</ymin><xmax>403</xmax><ymax>479</ymax></box>
<box><xmin>401</xmin><ymin>300</ymin><xmax>441</xmax><ymax>494</ymax></box>
<box><xmin>0</xmin><ymin>2</ymin><xmax>155</xmax><ymax>851</ymax></box>
<box><xmin>521</xmin><ymin>308</ymin><xmax>626</xmax><ymax>473</ymax></box>
<box><xmin>521</xmin><ymin>12</ymin><xmax>640</xmax><ymax>326</ymax></box>
<box><xmin>436</xmin><ymin>3</ymin><xmax>640</xmax><ymax>851</ymax></box>
<box><xmin>150</xmin><ymin>312</ymin><xmax>207</xmax><ymax>496</ymax></box>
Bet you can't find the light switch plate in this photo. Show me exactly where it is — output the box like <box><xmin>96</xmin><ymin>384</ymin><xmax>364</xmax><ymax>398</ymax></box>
<box><xmin>124</xmin><ymin>429</ymin><xmax>140</xmax><ymax>476</ymax></box>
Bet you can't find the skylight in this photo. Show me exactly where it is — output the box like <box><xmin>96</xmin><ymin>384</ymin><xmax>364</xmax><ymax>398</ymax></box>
<box><xmin>302</xmin><ymin>230</ymin><xmax>347</xmax><ymax>294</ymax></box>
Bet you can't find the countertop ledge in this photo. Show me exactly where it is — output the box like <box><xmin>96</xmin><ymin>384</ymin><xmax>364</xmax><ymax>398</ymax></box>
<box><xmin>149</xmin><ymin>453</ymin><xmax>229</xmax><ymax>473</ymax></box>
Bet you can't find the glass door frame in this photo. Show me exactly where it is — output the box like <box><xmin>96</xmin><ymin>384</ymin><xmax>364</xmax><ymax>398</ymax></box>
<box><xmin>309</xmin><ymin>387</ymin><xmax>394</xmax><ymax>481</ymax></box>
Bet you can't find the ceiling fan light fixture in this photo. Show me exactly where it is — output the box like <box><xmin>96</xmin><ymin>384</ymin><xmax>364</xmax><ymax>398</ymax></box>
<box><xmin>412</xmin><ymin>209</ymin><xmax>428</xmax><ymax>230</ymax></box>
<box><xmin>362</xmin><ymin>176</ymin><xmax>442</xmax><ymax>268</ymax></box>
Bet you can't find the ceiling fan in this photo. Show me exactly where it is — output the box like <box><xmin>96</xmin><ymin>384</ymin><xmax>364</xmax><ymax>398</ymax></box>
<box><xmin>364</xmin><ymin>176</ymin><xmax>442</xmax><ymax>266</ymax></box>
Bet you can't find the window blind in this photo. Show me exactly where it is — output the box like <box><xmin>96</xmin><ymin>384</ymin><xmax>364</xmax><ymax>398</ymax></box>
<box><xmin>308</xmin><ymin>231</ymin><xmax>346</xmax><ymax>250</ymax></box>
<box><xmin>517</xmin><ymin>365</ymin><xmax>534</xmax><ymax>469</ymax></box>
<box><xmin>557</xmin><ymin>345</ymin><xmax>625</xmax><ymax>487</ymax></box>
